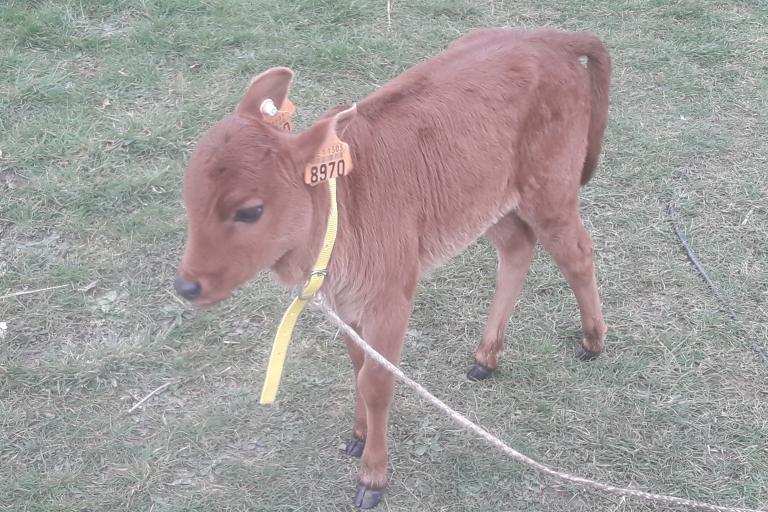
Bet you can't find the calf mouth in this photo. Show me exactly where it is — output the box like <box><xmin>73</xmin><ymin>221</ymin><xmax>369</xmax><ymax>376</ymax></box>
<box><xmin>173</xmin><ymin>273</ymin><xmax>234</xmax><ymax>307</ymax></box>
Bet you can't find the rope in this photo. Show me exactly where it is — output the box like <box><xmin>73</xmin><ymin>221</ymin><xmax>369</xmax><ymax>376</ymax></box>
<box><xmin>313</xmin><ymin>299</ymin><xmax>764</xmax><ymax>512</ymax></box>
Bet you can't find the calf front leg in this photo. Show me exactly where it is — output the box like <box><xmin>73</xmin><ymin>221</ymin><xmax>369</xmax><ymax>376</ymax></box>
<box><xmin>353</xmin><ymin>295</ymin><xmax>412</xmax><ymax>509</ymax></box>
<box><xmin>343</xmin><ymin>326</ymin><xmax>367</xmax><ymax>458</ymax></box>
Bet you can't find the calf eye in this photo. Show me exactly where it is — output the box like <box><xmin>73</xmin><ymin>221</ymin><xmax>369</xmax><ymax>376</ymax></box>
<box><xmin>234</xmin><ymin>206</ymin><xmax>263</xmax><ymax>223</ymax></box>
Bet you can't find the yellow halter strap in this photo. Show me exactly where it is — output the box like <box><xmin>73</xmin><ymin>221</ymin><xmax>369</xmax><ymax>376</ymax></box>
<box><xmin>259</xmin><ymin>178</ymin><xmax>339</xmax><ymax>404</ymax></box>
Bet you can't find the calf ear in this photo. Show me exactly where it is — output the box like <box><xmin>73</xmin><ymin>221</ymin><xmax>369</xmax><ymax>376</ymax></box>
<box><xmin>317</xmin><ymin>103</ymin><xmax>356</xmax><ymax>136</ymax></box>
<box><xmin>291</xmin><ymin>104</ymin><xmax>357</xmax><ymax>166</ymax></box>
<box><xmin>332</xmin><ymin>103</ymin><xmax>356</xmax><ymax>137</ymax></box>
<box><xmin>236</xmin><ymin>67</ymin><xmax>294</xmax><ymax>119</ymax></box>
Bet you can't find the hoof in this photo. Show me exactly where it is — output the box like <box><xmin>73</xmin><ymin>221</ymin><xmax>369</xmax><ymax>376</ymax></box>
<box><xmin>354</xmin><ymin>484</ymin><xmax>383</xmax><ymax>509</ymax></box>
<box><xmin>467</xmin><ymin>363</ymin><xmax>494</xmax><ymax>381</ymax></box>
<box><xmin>344</xmin><ymin>436</ymin><xmax>365</xmax><ymax>458</ymax></box>
<box><xmin>575</xmin><ymin>346</ymin><xmax>600</xmax><ymax>361</ymax></box>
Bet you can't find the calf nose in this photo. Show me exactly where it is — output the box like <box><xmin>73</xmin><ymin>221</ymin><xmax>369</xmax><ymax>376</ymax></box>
<box><xmin>174</xmin><ymin>274</ymin><xmax>202</xmax><ymax>301</ymax></box>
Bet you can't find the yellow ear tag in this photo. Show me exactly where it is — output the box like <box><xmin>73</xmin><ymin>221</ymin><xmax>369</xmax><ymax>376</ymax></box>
<box><xmin>260</xmin><ymin>98</ymin><xmax>295</xmax><ymax>132</ymax></box>
<box><xmin>304</xmin><ymin>132</ymin><xmax>353</xmax><ymax>186</ymax></box>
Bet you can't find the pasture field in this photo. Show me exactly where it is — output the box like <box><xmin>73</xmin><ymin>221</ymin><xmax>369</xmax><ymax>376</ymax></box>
<box><xmin>1</xmin><ymin>1</ymin><xmax>766</xmax><ymax>510</ymax></box>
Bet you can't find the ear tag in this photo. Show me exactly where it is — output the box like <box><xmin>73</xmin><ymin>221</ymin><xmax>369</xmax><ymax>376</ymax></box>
<box><xmin>304</xmin><ymin>131</ymin><xmax>353</xmax><ymax>186</ymax></box>
<box><xmin>260</xmin><ymin>98</ymin><xmax>295</xmax><ymax>132</ymax></box>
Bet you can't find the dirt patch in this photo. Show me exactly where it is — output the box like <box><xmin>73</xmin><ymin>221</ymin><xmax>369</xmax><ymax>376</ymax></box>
<box><xmin>0</xmin><ymin>167</ymin><xmax>27</xmax><ymax>191</ymax></box>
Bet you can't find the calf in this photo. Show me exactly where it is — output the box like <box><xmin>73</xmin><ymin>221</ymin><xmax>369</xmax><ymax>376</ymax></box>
<box><xmin>175</xmin><ymin>28</ymin><xmax>610</xmax><ymax>509</ymax></box>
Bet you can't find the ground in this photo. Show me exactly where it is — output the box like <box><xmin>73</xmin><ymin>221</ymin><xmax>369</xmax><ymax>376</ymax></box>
<box><xmin>1</xmin><ymin>1</ymin><xmax>767</xmax><ymax>511</ymax></box>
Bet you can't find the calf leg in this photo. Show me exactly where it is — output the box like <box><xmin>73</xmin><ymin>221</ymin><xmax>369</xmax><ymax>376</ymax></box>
<box><xmin>343</xmin><ymin>325</ymin><xmax>367</xmax><ymax>458</ymax></box>
<box><xmin>469</xmin><ymin>213</ymin><xmax>537</xmax><ymax>380</ymax></box>
<box><xmin>534</xmin><ymin>211</ymin><xmax>607</xmax><ymax>359</ymax></box>
<box><xmin>353</xmin><ymin>294</ymin><xmax>412</xmax><ymax>509</ymax></box>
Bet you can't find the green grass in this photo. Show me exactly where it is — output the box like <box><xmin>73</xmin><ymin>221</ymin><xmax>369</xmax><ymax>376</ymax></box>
<box><xmin>2</xmin><ymin>0</ymin><xmax>767</xmax><ymax>511</ymax></box>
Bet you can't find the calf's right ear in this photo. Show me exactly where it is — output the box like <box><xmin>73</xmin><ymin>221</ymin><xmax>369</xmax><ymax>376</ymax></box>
<box><xmin>290</xmin><ymin>104</ymin><xmax>357</xmax><ymax>168</ymax></box>
<box><xmin>236</xmin><ymin>67</ymin><xmax>294</xmax><ymax>120</ymax></box>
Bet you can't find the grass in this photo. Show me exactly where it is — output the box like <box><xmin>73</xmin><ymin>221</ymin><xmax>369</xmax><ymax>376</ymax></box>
<box><xmin>1</xmin><ymin>0</ymin><xmax>767</xmax><ymax>510</ymax></box>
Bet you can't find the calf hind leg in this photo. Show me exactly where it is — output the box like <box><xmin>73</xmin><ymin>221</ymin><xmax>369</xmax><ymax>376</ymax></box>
<box><xmin>534</xmin><ymin>212</ymin><xmax>607</xmax><ymax>360</ymax></box>
<box><xmin>469</xmin><ymin>213</ymin><xmax>537</xmax><ymax>380</ymax></box>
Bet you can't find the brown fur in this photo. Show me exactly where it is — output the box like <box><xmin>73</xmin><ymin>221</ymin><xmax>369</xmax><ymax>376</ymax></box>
<box><xmin>178</xmin><ymin>29</ymin><xmax>611</xmax><ymax>496</ymax></box>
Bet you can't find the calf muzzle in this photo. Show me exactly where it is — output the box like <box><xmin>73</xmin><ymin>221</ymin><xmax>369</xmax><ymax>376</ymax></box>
<box><xmin>174</xmin><ymin>274</ymin><xmax>202</xmax><ymax>301</ymax></box>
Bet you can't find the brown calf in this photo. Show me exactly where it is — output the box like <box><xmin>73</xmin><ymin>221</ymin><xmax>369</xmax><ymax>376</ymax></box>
<box><xmin>175</xmin><ymin>28</ymin><xmax>611</xmax><ymax>509</ymax></box>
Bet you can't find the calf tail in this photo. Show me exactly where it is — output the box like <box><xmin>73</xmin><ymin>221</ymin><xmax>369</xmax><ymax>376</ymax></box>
<box><xmin>563</xmin><ymin>33</ymin><xmax>612</xmax><ymax>186</ymax></box>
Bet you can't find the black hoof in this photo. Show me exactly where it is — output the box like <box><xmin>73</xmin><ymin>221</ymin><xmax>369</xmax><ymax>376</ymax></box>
<box><xmin>467</xmin><ymin>363</ymin><xmax>494</xmax><ymax>381</ymax></box>
<box><xmin>344</xmin><ymin>436</ymin><xmax>365</xmax><ymax>458</ymax></box>
<box><xmin>354</xmin><ymin>484</ymin><xmax>383</xmax><ymax>509</ymax></box>
<box><xmin>575</xmin><ymin>346</ymin><xmax>600</xmax><ymax>361</ymax></box>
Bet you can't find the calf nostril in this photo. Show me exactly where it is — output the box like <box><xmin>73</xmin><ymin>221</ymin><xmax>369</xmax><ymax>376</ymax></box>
<box><xmin>174</xmin><ymin>275</ymin><xmax>202</xmax><ymax>301</ymax></box>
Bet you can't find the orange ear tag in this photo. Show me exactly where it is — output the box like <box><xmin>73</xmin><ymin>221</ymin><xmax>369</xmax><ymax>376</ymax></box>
<box><xmin>304</xmin><ymin>132</ymin><xmax>353</xmax><ymax>186</ymax></box>
<box><xmin>260</xmin><ymin>98</ymin><xmax>295</xmax><ymax>132</ymax></box>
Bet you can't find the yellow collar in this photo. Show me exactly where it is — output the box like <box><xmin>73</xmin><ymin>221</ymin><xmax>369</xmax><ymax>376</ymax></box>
<box><xmin>259</xmin><ymin>178</ymin><xmax>339</xmax><ymax>404</ymax></box>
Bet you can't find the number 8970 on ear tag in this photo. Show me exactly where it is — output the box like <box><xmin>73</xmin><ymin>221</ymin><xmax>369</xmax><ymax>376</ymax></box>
<box><xmin>304</xmin><ymin>132</ymin><xmax>353</xmax><ymax>186</ymax></box>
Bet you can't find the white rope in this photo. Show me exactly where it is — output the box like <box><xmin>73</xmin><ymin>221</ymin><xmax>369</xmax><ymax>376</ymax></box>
<box><xmin>314</xmin><ymin>299</ymin><xmax>764</xmax><ymax>512</ymax></box>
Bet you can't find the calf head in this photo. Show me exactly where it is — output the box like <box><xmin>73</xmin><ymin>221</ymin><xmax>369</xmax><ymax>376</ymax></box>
<box><xmin>175</xmin><ymin>67</ymin><xmax>356</xmax><ymax>305</ymax></box>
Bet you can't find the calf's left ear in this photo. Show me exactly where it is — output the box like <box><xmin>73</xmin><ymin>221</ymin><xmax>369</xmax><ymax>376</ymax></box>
<box><xmin>290</xmin><ymin>104</ymin><xmax>357</xmax><ymax>166</ymax></box>
<box><xmin>236</xmin><ymin>67</ymin><xmax>294</xmax><ymax>119</ymax></box>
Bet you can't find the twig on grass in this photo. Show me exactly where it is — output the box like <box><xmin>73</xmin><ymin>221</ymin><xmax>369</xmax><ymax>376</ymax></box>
<box><xmin>751</xmin><ymin>345</ymin><xmax>768</xmax><ymax>369</ymax></box>
<box><xmin>666</xmin><ymin>205</ymin><xmax>727</xmax><ymax>307</ymax></box>
<box><xmin>0</xmin><ymin>284</ymin><xmax>68</xmax><ymax>301</ymax></box>
<box><xmin>667</xmin><ymin>204</ymin><xmax>768</xmax><ymax>369</ymax></box>
<box><xmin>128</xmin><ymin>382</ymin><xmax>172</xmax><ymax>413</ymax></box>
<box><xmin>164</xmin><ymin>288</ymin><xmax>190</xmax><ymax>308</ymax></box>
<box><xmin>386</xmin><ymin>0</ymin><xmax>392</xmax><ymax>31</ymax></box>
